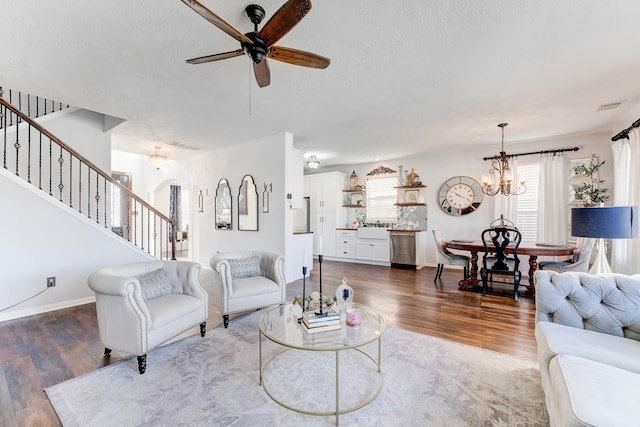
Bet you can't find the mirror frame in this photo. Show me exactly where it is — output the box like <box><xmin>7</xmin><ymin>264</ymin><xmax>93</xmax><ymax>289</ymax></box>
<box><xmin>238</xmin><ymin>174</ymin><xmax>259</xmax><ymax>231</ymax></box>
<box><xmin>215</xmin><ymin>178</ymin><xmax>232</xmax><ymax>230</ymax></box>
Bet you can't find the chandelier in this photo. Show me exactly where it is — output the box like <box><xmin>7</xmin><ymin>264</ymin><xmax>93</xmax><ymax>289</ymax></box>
<box><xmin>481</xmin><ymin>123</ymin><xmax>526</xmax><ymax>196</ymax></box>
<box><xmin>147</xmin><ymin>146</ymin><xmax>169</xmax><ymax>170</ymax></box>
<box><xmin>306</xmin><ymin>155</ymin><xmax>320</xmax><ymax>169</ymax></box>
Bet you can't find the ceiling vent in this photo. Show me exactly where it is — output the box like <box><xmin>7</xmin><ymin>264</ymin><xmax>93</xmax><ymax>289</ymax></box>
<box><xmin>597</xmin><ymin>101</ymin><xmax>623</xmax><ymax>111</ymax></box>
<box><xmin>166</xmin><ymin>141</ymin><xmax>201</xmax><ymax>150</ymax></box>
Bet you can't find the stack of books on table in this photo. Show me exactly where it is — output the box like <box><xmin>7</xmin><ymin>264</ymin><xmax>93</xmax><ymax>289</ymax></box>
<box><xmin>301</xmin><ymin>311</ymin><xmax>341</xmax><ymax>334</ymax></box>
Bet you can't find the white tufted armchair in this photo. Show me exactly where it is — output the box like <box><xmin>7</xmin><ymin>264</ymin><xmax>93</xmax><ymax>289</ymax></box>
<box><xmin>210</xmin><ymin>251</ymin><xmax>286</xmax><ymax>328</ymax></box>
<box><xmin>88</xmin><ymin>260</ymin><xmax>208</xmax><ymax>374</ymax></box>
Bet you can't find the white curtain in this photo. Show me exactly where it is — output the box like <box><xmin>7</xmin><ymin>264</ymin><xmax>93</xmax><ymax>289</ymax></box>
<box><xmin>537</xmin><ymin>153</ymin><xmax>567</xmax><ymax>244</ymax></box>
<box><xmin>611</xmin><ymin>128</ymin><xmax>640</xmax><ymax>274</ymax></box>
<box><xmin>491</xmin><ymin>158</ymin><xmax>518</xmax><ymax>225</ymax></box>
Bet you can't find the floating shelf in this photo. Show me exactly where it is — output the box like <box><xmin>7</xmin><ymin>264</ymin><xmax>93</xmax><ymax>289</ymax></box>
<box><xmin>343</xmin><ymin>204</ymin><xmax>366</xmax><ymax>208</ymax></box>
<box><xmin>394</xmin><ymin>185</ymin><xmax>426</xmax><ymax>189</ymax></box>
<box><xmin>343</xmin><ymin>189</ymin><xmax>365</xmax><ymax>193</ymax></box>
<box><xmin>395</xmin><ymin>203</ymin><xmax>426</xmax><ymax>207</ymax></box>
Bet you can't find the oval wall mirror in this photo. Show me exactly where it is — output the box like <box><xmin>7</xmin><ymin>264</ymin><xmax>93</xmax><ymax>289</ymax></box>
<box><xmin>215</xmin><ymin>178</ymin><xmax>232</xmax><ymax>229</ymax></box>
<box><xmin>238</xmin><ymin>174</ymin><xmax>258</xmax><ymax>231</ymax></box>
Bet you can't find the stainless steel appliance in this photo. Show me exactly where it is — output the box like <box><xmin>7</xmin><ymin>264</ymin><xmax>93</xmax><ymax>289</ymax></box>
<box><xmin>390</xmin><ymin>231</ymin><xmax>416</xmax><ymax>268</ymax></box>
<box><xmin>293</xmin><ymin>197</ymin><xmax>310</xmax><ymax>233</ymax></box>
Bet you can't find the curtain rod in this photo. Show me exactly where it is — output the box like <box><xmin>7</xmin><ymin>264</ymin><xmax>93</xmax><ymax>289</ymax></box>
<box><xmin>483</xmin><ymin>146</ymin><xmax>579</xmax><ymax>161</ymax></box>
<box><xmin>611</xmin><ymin>117</ymin><xmax>640</xmax><ymax>141</ymax></box>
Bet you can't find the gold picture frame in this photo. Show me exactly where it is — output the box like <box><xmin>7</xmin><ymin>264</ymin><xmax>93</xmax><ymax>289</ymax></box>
<box><xmin>404</xmin><ymin>189</ymin><xmax>419</xmax><ymax>203</ymax></box>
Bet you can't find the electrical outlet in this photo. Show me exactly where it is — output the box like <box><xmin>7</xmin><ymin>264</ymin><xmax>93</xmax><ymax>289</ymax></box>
<box><xmin>47</xmin><ymin>277</ymin><xmax>56</xmax><ymax>288</ymax></box>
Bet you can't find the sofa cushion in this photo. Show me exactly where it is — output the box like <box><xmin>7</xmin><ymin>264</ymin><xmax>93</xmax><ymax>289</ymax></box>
<box><xmin>536</xmin><ymin>321</ymin><xmax>640</xmax><ymax>376</ymax></box>
<box><xmin>136</xmin><ymin>268</ymin><xmax>172</xmax><ymax>301</ymax></box>
<box><xmin>547</xmin><ymin>354</ymin><xmax>640</xmax><ymax>427</ymax></box>
<box><xmin>230</xmin><ymin>276</ymin><xmax>280</xmax><ymax>298</ymax></box>
<box><xmin>228</xmin><ymin>256</ymin><xmax>262</xmax><ymax>279</ymax></box>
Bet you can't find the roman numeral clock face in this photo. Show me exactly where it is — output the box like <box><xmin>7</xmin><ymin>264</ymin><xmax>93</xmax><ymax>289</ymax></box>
<box><xmin>439</xmin><ymin>176</ymin><xmax>483</xmax><ymax>216</ymax></box>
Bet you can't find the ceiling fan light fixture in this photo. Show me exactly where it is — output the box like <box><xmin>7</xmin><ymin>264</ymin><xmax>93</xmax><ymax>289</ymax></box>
<box><xmin>147</xmin><ymin>146</ymin><xmax>169</xmax><ymax>170</ymax></box>
<box><xmin>306</xmin><ymin>155</ymin><xmax>320</xmax><ymax>169</ymax></box>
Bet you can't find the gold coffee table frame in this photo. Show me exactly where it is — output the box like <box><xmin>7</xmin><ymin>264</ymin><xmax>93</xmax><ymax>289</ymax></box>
<box><xmin>259</xmin><ymin>303</ymin><xmax>386</xmax><ymax>426</ymax></box>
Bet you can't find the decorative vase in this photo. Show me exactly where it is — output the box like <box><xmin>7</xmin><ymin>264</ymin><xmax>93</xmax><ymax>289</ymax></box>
<box><xmin>335</xmin><ymin>277</ymin><xmax>353</xmax><ymax>321</ymax></box>
<box><xmin>397</xmin><ymin>165</ymin><xmax>404</xmax><ymax>186</ymax></box>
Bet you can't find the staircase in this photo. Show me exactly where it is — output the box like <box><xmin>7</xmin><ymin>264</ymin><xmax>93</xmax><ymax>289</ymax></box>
<box><xmin>0</xmin><ymin>88</ymin><xmax>176</xmax><ymax>260</ymax></box>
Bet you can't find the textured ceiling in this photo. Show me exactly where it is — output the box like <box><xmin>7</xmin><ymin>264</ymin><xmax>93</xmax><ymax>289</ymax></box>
<box><xmin>2</xmin><ymin>0</ymin><xmax>640</xmax><ymax>167</ymax></box>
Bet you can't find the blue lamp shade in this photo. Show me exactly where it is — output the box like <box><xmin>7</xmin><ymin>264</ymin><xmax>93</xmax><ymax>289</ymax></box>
<box><xmin>571</xmin><ymin>206</ymin><xmax>638</xmax><ymax>239</ymax></box>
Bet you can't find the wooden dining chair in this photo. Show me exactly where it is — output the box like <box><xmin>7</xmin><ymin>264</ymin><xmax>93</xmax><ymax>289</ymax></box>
<box><xmin>480</xmin><ymin>226</ymin><xmax>522</xmax><ymax>300</ymax></box>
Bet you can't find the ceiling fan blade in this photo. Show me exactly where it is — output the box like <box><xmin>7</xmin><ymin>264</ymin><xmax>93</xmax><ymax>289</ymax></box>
<box><xmin>268</xmin><ymin>46</ymin><xmax>330</xmax><ymax>69</ymax></box>
<box><xmin>258</xmin><ymin>0</ymin><xmax>312</xmax><ymax>48</ymax></box>
<box><xmin>253</xmin><ymin>60</ymin><xmax>271</xmax><ymax>88</ymax></box>
<box><xmin>186</xmin><ymin>49</ymin><xmax>245</xmax><ymax>64</ymax></box>
<box><xmin>180</xmin><ymin>0</ymin><xmax>253</xmax><ymax>45</ymax></box>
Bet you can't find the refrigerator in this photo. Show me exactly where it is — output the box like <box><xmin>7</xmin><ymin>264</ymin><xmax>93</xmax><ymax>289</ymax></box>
<box><xmin>293</xmin><ymin>197</ymin><xmax>310</xmax><ymax>233</ymax></box>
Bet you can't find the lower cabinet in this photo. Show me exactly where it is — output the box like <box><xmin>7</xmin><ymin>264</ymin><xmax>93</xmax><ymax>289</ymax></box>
<box><xmin>335</xmin><ymin>230</ymin><xmax>356</xmax><ymax>258</ymax></box>
<box><xmin>334</xmin><ymin>229</ymin><xmax>390</xmax><ymax>264</ymax></box>
<box><xmin>356</xmin><ymin>241</ymin><xmax>390</xmax><ymax>262</ymax></box>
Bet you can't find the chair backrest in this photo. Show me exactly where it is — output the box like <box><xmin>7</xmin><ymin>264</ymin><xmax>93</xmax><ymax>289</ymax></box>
<box><xmin>432</xmin><ymin>230</ymin><xmax>452</xmax><ymax>263</ymax></box>
<box><xmin>572</xmin><ymin>237</ymin><xmax>596</xmax><ymax>264</ymax></box>
<box><xmin>481</xmin><ymin>226</ymin><xmax>522</xmax><ymax>270</ymax></box>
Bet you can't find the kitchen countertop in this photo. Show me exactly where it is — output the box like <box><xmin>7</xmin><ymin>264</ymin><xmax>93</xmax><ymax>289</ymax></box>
<box><xmin>336</xmin><ymin>228</ymin><xmax>426</xmax><ymax>232</ymax></box>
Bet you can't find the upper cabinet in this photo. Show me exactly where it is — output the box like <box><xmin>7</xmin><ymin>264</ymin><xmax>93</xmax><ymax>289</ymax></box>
<box><xmin>305</xmin><ymin>172</ymin><xmax>345</xmax><ymax>213</ymax></box>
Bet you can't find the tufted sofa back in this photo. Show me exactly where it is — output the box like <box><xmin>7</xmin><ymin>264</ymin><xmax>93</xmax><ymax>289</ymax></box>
<box><xmin>535</xmin><ymin>270</ymin><xmax>640</xmax><ymax>341</ymax></box>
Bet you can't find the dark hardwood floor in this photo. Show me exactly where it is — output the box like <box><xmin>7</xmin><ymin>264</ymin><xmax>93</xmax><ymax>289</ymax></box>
<box><xmin>0</xmin><ymin>260</ymin><xmax>538</xmax><ymax>426</ymax></box>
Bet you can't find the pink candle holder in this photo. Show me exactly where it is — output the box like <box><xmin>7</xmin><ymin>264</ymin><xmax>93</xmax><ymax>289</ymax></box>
<box><xmin>346</xmin><ymin>308</ymin><xmax>361</xmax><ymax>327</ymax></box>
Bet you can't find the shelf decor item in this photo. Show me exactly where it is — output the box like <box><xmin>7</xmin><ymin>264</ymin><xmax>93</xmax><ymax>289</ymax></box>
<box><xmin>349</xmin><ymin>170</ymin><xmax>359</xmax><ymax>190</ymax></box>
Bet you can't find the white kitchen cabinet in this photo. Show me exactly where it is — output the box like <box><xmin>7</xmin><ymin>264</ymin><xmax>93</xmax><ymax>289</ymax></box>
<box><xmin>311</xmin><ymin>211</ymin><xmax>336</xmax><ymax>256</ymax></box>
<box><xmin>305</xmin><ymin>172</ymin><xmax>345</xmax><ymax>213</ymax></box>
<box><xmin>305</xmin><ymin>172</ymin><xmax>345</xmax><ymax>256</ymax></box>
<box><xmin>356</xmin><ymin>238</ymin><xmax>390</xmax><ymax>262</ymax></box>
<box><xmin>335</xmin><ymin>229</ymin><xmax>356</xmax><ymax>258</ymax></box>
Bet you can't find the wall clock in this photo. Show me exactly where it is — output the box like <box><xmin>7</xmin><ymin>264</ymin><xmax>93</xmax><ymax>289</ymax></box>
<box><xmin>438</xmin><ymin>176</ymin><xmax>483</xmax><ymax>216</ymax></box>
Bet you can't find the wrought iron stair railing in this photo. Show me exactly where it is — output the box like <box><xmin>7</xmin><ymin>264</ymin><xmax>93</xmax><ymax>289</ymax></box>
<box><xmin>1</xmin><ymin>92</ymin><xmax>176</xmax><ymax>259</ymax></box>
<box><xmin>0</xmin><ymin>87</ymin><xmax>71</xmax><ymax>129</ymax></box>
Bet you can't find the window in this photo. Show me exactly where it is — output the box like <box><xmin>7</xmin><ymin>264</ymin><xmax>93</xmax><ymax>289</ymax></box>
<box><xmin>515</xmin><ymin>163</ymin><xmax>540</xmax><ymax>242</ymax></box>
<box><xmin>366</xmin><ymin>176</ymin><xmax>397</xmax><ymax>222</ymax></box>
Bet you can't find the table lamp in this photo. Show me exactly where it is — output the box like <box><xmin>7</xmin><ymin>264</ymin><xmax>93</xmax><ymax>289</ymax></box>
<box><xmin>571</xmin><ymin>206</ymin><xmax>638</xmax><ymax>274</ymax></box>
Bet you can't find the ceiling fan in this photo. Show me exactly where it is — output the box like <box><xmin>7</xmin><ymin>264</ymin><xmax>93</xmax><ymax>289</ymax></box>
<box><xmin>180</xmin><ymin>0</ymin><xmax>330</xmax><ymax>88</ymax></box>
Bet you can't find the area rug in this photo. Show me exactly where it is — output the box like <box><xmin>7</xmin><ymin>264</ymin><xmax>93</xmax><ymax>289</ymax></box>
<box><xmin>46</xmin><ymin>310</ymin><xmax>549</xmax><ymax>426</ymax></box>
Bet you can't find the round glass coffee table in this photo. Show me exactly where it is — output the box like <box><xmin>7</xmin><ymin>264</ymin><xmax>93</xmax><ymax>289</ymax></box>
<box><xmin>259</xmin><ymin>303</ymin><xmax>386</xmax><ymax>426</ymax></box>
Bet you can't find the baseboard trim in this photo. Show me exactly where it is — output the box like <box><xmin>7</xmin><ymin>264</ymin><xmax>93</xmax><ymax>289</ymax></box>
<box><xmin>0</xmin><ymin>296</ymin><xmax>96</xmax><ymax>323</ymax></box>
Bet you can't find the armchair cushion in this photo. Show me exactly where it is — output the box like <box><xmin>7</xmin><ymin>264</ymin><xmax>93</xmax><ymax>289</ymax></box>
<box><xmin>228</xmin><ymin>256</ymin><xmax>262</xmax><ymax>279</ymax></box>
<box><xmin>210</xmin><ymin>251</ymin><xmax>286</xmax><ymax>327</ymax></box>
<box><xmin>137</xmin><ymin>268</ymin><xmax>172</xmax><ymax>301</ymax></box>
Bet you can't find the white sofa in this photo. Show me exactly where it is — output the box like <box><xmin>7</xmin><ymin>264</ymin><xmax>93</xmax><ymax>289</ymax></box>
<box><xmin>88</xmin><ymin>260</ymin><xmax>208</xmax><ymax>374</ymax></box>
<box><xmin>209</xmin><ymin>251</ymin><xmax>286</xmax><ymax>328</ymax></box>
<box><xmin>534</xmin><ymin>270</ymin><xmax>640</xmax><ymax>426</ymax></box>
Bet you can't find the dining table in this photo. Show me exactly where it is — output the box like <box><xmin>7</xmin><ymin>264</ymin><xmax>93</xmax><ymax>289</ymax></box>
<box><xmin>445</xmin><ymin>240</ymin><xmax>575</xmax><ymax>291</ymax></box>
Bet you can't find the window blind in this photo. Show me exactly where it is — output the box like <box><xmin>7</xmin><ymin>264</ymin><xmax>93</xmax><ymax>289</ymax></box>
<box><xmin>366</xmin><ymin>176</ymin><xmax>397</xmax><ymax>222</ymax></box>
<box><xmin>516</xmin><ymin>163</ymin><xmax>540</xmax><ymax>242</ymax></box>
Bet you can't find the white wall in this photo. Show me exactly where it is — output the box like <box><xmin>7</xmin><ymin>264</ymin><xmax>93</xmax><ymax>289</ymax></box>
<box><xmin>181</xmin><ymin>133</ymin><xmax>290</xmax><ymax>266</ymax></box>
<box><xmin>0</xmin><ymin>171</ymin><xmax>153</xmax><ymax>322</ymax></box>
<box><xmin>43</xmin><ymin>108</ymin><xmax>112</xmax><ymax>172</ymax></box>
<box><xmin>321</xmin><ymin>130</ymin><xmax>614</xmax><ymax>267</ymax></box>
